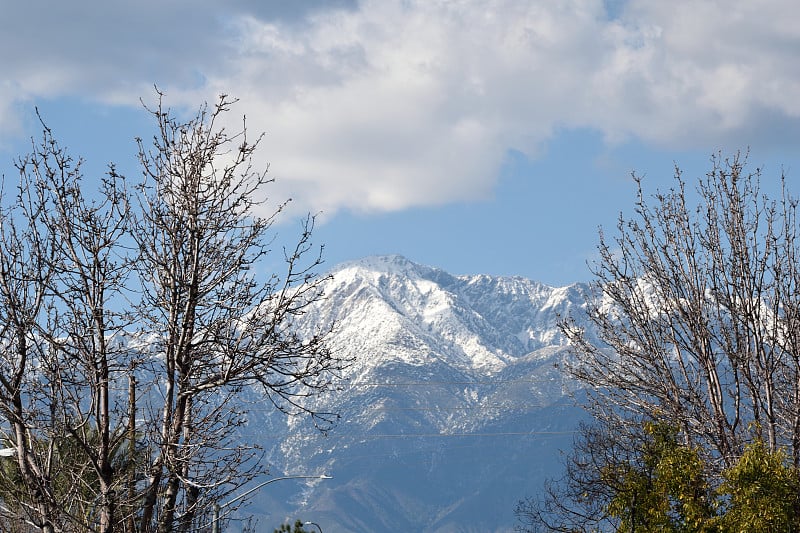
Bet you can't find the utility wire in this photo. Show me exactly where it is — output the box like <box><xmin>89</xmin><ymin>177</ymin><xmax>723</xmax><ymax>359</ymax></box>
<box><xmin>234</xmin><ymin>430</ymin><xmax>577</xmax><ymax>440</ymax></box>
<box><xmin>346</xmin><ymin>378</ymin><xmax>567</xmax><ymax>386</ymax></box>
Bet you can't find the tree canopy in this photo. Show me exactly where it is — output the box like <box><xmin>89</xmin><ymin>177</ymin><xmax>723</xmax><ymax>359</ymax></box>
<box><xmin>518</xmin><ymin>153</ymin><xmax>800</xmax><ymax>532</ymax></box>
<box><xmin>0</xmin><ymin>94</ymin><xmax>344</xmax><ymax>533</ymax></box>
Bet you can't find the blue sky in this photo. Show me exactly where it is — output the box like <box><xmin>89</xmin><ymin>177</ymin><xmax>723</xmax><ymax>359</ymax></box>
<box><xmin>1</xmin><ymin>0</ymin><xmax>798</xmax><ymax>286</ymax></box>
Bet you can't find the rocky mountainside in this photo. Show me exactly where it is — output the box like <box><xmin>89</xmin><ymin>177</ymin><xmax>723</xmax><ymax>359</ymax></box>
<box><xmin>238</xmin><ymin>255</ymin><xmax>590</xmax><ymax>533</ymax></box>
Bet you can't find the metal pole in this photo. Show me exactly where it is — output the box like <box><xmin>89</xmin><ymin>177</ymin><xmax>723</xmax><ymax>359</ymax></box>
<box><xmin>126</xmin><ymin>370</ymin><xmax>136</xmax><ymax>533</ymax></box>
<box><xmin>211</xmin><ymin>503</ymin><xmax>220</xmax><ymax>533</ymax></box>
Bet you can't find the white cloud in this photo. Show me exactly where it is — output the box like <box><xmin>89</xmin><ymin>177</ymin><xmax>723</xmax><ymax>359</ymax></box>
<box><xmin>1</xmin><ymin>0</ymin><xmax>798</xmax><ymax>215</ymax></box>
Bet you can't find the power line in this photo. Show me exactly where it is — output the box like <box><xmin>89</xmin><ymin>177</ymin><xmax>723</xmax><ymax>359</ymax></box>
<box><xmin>346</xmin><ymin>378</ymin><xmax>567</xmax><ymax>387</ymax></box>
<box><xmin>364</xmin><ymin>405</ymin><xmax>550</xmax><ymax>411</ymax></box>
<box><xmin>341</xmin><ymin>430</ymin><xmax>577</xmax><ymax>438</ymax></box>
<box><xmin>245</xmin><ymin>403</ymin><xmax>570</xmax><ymax>414</ymax></box>
<box><xmin>235</xmin><ymin>430</ymin><xmax>577</xmax><ymax>440</ymax></box>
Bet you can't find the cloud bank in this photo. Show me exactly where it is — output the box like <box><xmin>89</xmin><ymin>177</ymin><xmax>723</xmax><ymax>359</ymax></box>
<box><xmin>2</xmin><ymin>0</ymin><xmax>798</xmax><ymax>214</ymax></box>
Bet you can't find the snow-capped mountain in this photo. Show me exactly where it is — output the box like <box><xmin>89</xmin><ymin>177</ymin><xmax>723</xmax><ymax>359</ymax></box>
<box><xmin>240</xmin><ymin>255</ymin><xmax>589</xmax><ymax>533</ymax></box>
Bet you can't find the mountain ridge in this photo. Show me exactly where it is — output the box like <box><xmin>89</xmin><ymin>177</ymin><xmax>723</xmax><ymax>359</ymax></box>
<box><xmin>240</xmin><ymin>255</ymin><xmax>589</xmax><ymax>532</ymax></box>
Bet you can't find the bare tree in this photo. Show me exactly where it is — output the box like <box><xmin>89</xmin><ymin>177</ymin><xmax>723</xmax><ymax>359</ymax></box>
<box><xmin>0</xmin><ymin>118</ymin><xmax>135</xmax><ymax>532</ymax></box>
<box><xmin>131</xmin><ymin>93</ymin><xmax>341</xmax><ymax>533</ymax></box>
<box><xmin>566</xmin><ymin>153</ymin><xmax>800</xmax><ymax>463</ymax></box>
<box><xmin>519</xmin><ymin>152</ymin><xmax>800</xmax><ymax>530</ymax></box>
<box><xmin>0</xmin><ymin>94</ymin><xmax>343</xmax><ymax>533</ymax></box>
<box><xmin>515</xmin><ymin>422</ymin><xmax>637</xmax><ymax>533</ymax></box>
<box><xmin>0</xmin><ymin>130</ymin><xmax>61</xmax><ymax>533</ymax></box>
<box><xmin>39</xmin><ymin>130</ymin><xmax>133</xmax><ymax>533</ymax></box>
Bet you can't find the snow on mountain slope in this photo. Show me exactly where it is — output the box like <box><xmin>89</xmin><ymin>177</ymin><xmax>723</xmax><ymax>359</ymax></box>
<box><xmin>302</xmin><ymin>254</ymin><xmax>582</xmax><ymax>372</ymax></box>
<box><xmin>238</xmin><ymin>255</ymin><xmax>590</xmax><ymax>533</ymax></box>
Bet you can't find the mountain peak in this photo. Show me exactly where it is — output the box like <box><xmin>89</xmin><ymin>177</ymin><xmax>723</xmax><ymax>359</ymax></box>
<box><xmin>260</xmin><ymin>255</ymin><xmax>588</xmax><ymax>532</ymax></box>
<box><xmin>332</xmin><ymin>254</ymin><xmax>423</xmax><ymax>274</ymax></box>
<box><xmin>309</xmin><ymin>255</ymin><xmax>586</xmax><ymax>378</ymax></box>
